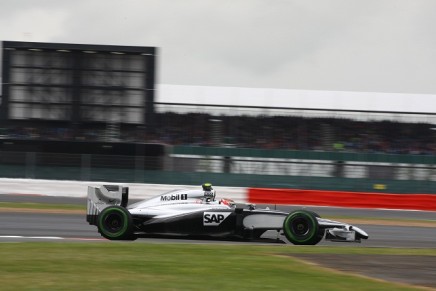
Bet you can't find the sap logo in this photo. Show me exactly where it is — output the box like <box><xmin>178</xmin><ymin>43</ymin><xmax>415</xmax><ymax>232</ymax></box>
<box><xmin>161</xmin><ymin>194</ymin><xmax>188</xmax><ymax>201</ymax></box>
<box><xmin>203</xmin><ymin>212</ymin><xmax>231</xmax><ymax>226</ymax></box>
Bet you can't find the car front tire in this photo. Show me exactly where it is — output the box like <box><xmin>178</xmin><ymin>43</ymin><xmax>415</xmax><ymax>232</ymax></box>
<box><xmin>283</xmin><ymin>210</ymin><xmax>323</xmax><ymax>245</ymax></box>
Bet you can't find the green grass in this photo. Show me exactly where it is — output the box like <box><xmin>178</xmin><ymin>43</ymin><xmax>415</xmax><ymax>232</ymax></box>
<box><xmin>0</xmin><ymin>243</ymin><xmax>432</xmax><ymax>290</ymax></box>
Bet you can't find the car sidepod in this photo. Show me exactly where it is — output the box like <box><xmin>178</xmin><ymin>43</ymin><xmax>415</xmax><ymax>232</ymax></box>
<box><xmin>137</xmin><ymin>209</ymin><xmax>238</xmax><ymax>237</ymax></box>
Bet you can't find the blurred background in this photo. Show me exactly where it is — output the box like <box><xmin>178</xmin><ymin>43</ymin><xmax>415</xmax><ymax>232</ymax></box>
<box><xmin>0</xmin><ymin>40</ymin><xmax>434</xmax><ymax>194</ymax></box>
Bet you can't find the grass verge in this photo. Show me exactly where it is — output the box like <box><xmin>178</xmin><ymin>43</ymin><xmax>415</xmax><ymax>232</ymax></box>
<box><xmin>0</xmin><ymin>243</ymin><xmax>433</xmax><ymax>290</ymax></box>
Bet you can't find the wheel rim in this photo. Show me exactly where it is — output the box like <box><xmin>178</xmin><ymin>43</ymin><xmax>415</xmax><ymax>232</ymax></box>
<box><xmin>291</xmin><ymin>217</ymin><xmax>310</xmax><ymax>236</ymax></box>
<box><xmin>103</xmin><ymin>212</ymin><xmax>124</xmax><ymax>233</ymax></box>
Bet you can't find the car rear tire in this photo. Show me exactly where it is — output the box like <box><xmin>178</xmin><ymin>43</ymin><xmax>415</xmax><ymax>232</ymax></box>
<box><xmin>283</xmin><ymin>210</ymin><xmax>323</xmax><ymax>245</ymax></box>
<box><xmin>97</xmin><ymin>206</ymin><xmax>136</xmax><ymax>240</ymax></box>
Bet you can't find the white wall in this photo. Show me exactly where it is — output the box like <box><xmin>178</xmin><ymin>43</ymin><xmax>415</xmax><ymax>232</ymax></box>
<box><xmin>0</xmin><ymin>178</ymin><xmax>248</xmax><ymax>202</ymax></box>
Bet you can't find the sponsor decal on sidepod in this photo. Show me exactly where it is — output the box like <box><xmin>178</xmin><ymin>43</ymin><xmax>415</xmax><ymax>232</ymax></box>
<box><xmin>203</xmin><ymin>212</ymin><xmax>231</xmax><ymax>226</ymax></box>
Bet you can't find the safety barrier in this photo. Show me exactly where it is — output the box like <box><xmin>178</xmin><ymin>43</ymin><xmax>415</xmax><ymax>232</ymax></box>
<box><xmin>247</xmin><ymin>188</ymin><xmax>436</xmax><ymax>211</ymax></box>
<box><xmin>1</xmin><ymin>178</ymin><xmax>435</xmax><ymax>211</ymax></box>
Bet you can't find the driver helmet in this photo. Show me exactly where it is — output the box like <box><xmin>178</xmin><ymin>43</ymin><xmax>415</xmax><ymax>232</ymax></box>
<box><xmin>202</xmin><ymin>183</ymin><xmax>216</xmax><ymax>201</ymax></box>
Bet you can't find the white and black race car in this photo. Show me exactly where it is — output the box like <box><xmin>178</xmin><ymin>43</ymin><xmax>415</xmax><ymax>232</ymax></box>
<box><xmin>86</xmin><ymin>183</ymin><xmax>368</xmax><ymax>245</ymax></box>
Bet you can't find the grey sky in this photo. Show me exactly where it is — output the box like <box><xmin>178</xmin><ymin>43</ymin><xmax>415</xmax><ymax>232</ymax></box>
<box><xmin>1</xmin><ymin>0</ymin><xmax>436</xmax><ymax>111</ymax></box>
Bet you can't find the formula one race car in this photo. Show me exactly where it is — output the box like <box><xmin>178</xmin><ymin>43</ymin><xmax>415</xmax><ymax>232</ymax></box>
<box><xmin>86</xmin><ymin>183</ymin><xmax>368</xmax><ymax>245</ymax></box>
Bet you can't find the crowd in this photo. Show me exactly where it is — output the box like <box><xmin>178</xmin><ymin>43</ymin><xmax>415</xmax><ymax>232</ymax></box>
<box><xmin>151</xmin><ymin>113</ymin><xmax>435</xmax><ymax>155</ymax></box>
<box><xmin>2</xmin><ymin>112</ymin><xmax>434</xmax><ymax>155</ymax></box>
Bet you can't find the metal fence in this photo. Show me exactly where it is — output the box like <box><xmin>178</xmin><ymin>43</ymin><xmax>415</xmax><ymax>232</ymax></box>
<box><xmin>1</xmin><ymin>149</ymin><xmax>434</xmax><ymax>194</ymax></box>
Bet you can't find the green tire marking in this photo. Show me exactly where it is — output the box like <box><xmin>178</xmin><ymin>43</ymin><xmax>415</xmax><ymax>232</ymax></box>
<box><xmin>98</xmin><ymin>207</ymin><xmax>129</xmax><ymax>239</ymax></box>
<box><xmin>283</xmin><ymin>211</ymin><xmax>317</xmax><ymax>243</ymax></box>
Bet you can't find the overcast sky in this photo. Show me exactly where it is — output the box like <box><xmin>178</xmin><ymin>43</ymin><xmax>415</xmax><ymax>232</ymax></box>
<box><xmin>1</xmin><ymin>0</ymin><xmax>436</xmax><ymax>112</ymax></box>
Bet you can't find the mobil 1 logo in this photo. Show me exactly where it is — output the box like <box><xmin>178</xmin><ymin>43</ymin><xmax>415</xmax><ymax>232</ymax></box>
<box><xmin>161</xmin><ymin>194</ymin><xmax>188</xmax><ymax>202</ymax></box>
<box><xmin>203</xmin><ymin>212</ymin><xmax>231</xmax><ymax>226</ymax></box>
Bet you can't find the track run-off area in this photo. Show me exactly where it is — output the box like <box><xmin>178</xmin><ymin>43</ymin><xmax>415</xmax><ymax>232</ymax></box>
<box><xmin>1</xmin><ymin>194</ymin><xmax>435</xmax><ymax>248</ymax></box>
<box><xmin>0</xmin><ymin>176</ymin><xmax>435</xmax><ymax>247</ymax></box>
<box><xmin>1</xmin><ymin>178</ymin><xmax>436</xmax><ymax>289</ymax></box>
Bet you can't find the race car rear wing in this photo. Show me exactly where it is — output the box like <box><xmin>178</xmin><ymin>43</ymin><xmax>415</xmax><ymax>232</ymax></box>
<box><xmin>86</xmin><ymin>185</ymin><xmax>129</xmax><ymax>225</ymax></box>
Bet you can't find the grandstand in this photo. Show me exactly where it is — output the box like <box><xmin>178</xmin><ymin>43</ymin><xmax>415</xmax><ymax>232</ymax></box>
<box><xmin>3</xmin><ymin>103</ymin><xmax>433</xmax><ymax>156</ymax></box>
<box><xmin>152</xmin><ymin>104</ymin><xmax>435</xmax><ymax>155</ymax></box>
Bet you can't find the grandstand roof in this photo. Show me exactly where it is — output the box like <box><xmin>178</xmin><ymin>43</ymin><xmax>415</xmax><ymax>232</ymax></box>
<box><xmin>158</xmin><ymin>84</ymin><xmax>435</xmax><ymax>114</ymax></box>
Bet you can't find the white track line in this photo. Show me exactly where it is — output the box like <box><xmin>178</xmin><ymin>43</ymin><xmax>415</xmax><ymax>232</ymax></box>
<box><xmin>0</xmin><ymin>235</ymin><xmax>63</xmax><ymax>240</ymax></box>
<box><xmin>0</xmin><ymin>235</ymin><xmax>106</xmax><ymax>241</ymax></box>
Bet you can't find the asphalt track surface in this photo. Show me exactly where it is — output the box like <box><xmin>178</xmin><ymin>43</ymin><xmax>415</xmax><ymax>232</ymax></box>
<box><xmin>1</xmin><ymin>194</ymin><xmax>436</xmax><ymax>247</ymax></box>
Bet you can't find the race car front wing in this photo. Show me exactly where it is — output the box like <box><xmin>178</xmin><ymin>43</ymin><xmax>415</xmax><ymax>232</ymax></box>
<box><xmin>318</xmin><ymin>218</ymin><xmax>369</xmax><ymax>242</ymax></box>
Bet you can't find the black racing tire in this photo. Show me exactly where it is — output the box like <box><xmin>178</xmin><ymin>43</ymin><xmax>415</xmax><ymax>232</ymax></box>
<box><xmin>303</xmin><ymin>210</ymin><xmax>325</xmax><ymax>245</ymax></box>
<box><xmin>97</xmin><ymin>206</ymin><xmax>136</xmax><ymax>240</ymax></box>
<box><xmin>283</xmin><ymin>210</ymin><xmax>322</xmax><ymax>245</ymax></box>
